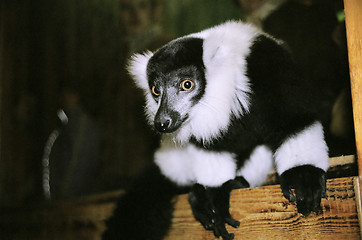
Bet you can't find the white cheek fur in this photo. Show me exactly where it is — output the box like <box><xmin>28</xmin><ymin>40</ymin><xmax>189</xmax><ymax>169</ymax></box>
<box><xmin>128</xmin><ymin>22</ymin><xmax>261</xmax><ymax>145</ymax></box>
<box><xmin>175</xmin><ymin>22</ymin><xmax>259</xmax><ymax>144</ymax></box>
<box><xmin>128</xmin><ymin>51</ymin><xmax>153</xmax><ymax>91</ymax></box>
<box><xmin>128</xmin><ymin>52</ymin><xmax>158</xmax><ymax>126</ymax></box>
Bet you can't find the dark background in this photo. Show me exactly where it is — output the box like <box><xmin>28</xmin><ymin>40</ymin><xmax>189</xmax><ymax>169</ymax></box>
<box><xmin>0</xmin><ymin>0</ymin><xmax>241</xmax><ymax>207</ymax></box>
<box><xmin>0</xmin><ymin>0</ymin><xmax>354</xmax><ymax>208</ymax></box>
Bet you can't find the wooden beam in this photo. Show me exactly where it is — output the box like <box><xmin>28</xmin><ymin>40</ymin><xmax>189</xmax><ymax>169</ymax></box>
<box><xmin>165</xmin><ymin>177</ymin><xmax>360</xmax><ymax>240</ymax></box>
<box><xmin>345</xmin><ymin>0</ymin><xmax>362</xmax><ymax>178</ymax></box>
<box><xmin>0</xmin><ymin>177</ymin><xmax>359</xmax><ymax>240</ymax></box>
<box><xmin>345</xmin><ymin>0</ymin><xmax>362</xmax><ymax>235</ymax></box>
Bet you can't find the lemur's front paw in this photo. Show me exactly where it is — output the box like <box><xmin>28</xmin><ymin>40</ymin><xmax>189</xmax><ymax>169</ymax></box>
<box><xmin>280</xmin><ymin>165</ymin><xmax>326</xmax><ymax>216</ymax></box>
<box><xmin>188</xmin><ymin>183</ymin><xmax>239</xmax><ymax>240</ymax></box>
<box><xmin>188</xmin><ymin>184</ymin><xmax>216</xmax><ymax>231</ymax></box>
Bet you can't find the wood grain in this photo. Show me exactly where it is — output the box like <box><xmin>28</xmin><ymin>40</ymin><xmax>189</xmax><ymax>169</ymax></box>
<box><xmin>165</xmin><ymin>177</ymin><xmax>360</xmax><ymax>240</ymax></box>
<box><xmin>344</xmin><ymin>0</ymin><xmax>362</xmax><ymax>176</ymax></box>
<box><xmin>0</xmin><ymin>178</ymin><xmax>360</xmax><ymax>240</ymax></box>
<box><xmin>345</xmin><ymin>0</ymin><xmax>362</xmax><ymax>235</ymax></box>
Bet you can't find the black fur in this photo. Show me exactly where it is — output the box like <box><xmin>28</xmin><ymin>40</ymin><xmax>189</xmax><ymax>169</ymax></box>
<box><xmin>191</xmin><ymin>35</ymin><xmax>318</xmax><ymax>163</ymax></box>
<box><xmin>147</xmin><ymin>37</ymin><xmax>206</xmax><ymax>104</ymax></box>
<box><xmin>189</xmin><ymin>178</ymin><xmax>249</xmax><ymax>240</ymax></box>
<box><xmin>147</xmin><ymin>37</ymin><xmax>207</xmax><ymax>133</ymax></box>
<box><xmin>103</xmin><ymin>24</ymin><xmax>328</xmax><ymax>240</ymax></box>
<box><xmin>188</xmin><ymin>35</ymin><xmax>327</xmax><ymax>238</ymax></box>
<box><xmin>102</xmin><ymin>164</ymin><xmax>187</xmax><ymax>240</ymax></box>
<box><xmin>280</xmin><ymin>165</ymin><xmax>326</xmax><ymax>216</ymax></box>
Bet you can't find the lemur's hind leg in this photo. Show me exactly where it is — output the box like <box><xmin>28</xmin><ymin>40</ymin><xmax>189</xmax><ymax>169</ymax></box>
<box><xmin>188</xmin><ymin>177</ymin><xmax>249</xmax><ymax>240</ymax></box>
<box><xmin>102</xmin><ymin>164</ymin><xmax>185</xmax><ymax>240</ymax></box>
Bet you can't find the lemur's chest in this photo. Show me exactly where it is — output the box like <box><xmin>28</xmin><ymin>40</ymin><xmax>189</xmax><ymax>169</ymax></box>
<box><xmin>154</xmin><ymin>143</ymin><xmax>237</xmax><ymax>187</ymax></box>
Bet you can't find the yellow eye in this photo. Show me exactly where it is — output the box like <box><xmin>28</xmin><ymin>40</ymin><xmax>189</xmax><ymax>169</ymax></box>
<box><xmin>181</xmin><ymin>80</ymin><xmax>194</xmax><ymax>91</ymax></box>
<box><xmin>152</xmin><ymin>86</ymin><xmax>160</xmax><ymax>96</ymax></box>
<box><xmin>151</xmin><ymin>86</ymin><xmax>160</xmax><ymax>96</ymax></box>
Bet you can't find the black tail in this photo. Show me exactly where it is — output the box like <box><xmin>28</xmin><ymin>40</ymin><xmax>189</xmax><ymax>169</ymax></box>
<box><xmin>102</xmin><ymin>164</ymin><xmax>184</xmax><ymax>240</ymax></box>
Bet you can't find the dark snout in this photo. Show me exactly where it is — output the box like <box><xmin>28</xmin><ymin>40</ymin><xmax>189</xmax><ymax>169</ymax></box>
<box><xmin>154</xmin><ymin>109</ymin><xmax>182</xmax><ymax>133</ymax></box>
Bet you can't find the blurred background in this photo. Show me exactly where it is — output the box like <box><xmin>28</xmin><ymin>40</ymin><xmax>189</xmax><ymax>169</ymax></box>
<box><xmin>0</xmin><ymin>0</ymin><xmax>354</xmax><ymax>208</ymax></box>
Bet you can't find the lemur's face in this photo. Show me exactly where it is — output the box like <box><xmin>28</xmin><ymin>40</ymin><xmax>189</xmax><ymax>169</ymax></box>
<box><xmin>147</xmin><ymin>64</ymin><xmax>205</xmax><ymax>133</ymax></box>
<box><xmin>145</xmin><ymin>37</ymin><xmax>206</xmax><ymax>134</ymax></box>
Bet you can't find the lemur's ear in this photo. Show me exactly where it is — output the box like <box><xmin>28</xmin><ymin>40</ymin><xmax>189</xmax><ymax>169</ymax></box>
<box><xmin>202</xmin><ymin>21</ymin><xmax>257</xmax><ymax>70</ymax></box>
<box><xmin>202</xmin><ymin>34</ymin><xmax>225</xmax><ymax>70</ymax></box>
<box><xmin>128</xmin><ymin>51</ymin><xmax>153</xmax><ymax>91</ymax></box>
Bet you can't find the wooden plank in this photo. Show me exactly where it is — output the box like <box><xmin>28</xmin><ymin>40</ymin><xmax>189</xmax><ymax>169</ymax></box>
<box><xmin>345</xmin><ymin>0</ymin><xmax>362</xmax><ymax>235</ymax></box>
<box><xmin>354</xmin><ymin>177</ymin><xmax>362</xmax><ymax>238</ymax></box>
<box><xmin>344</xmin><ymin>0</ymin><xmax>362</xmax><ymax>177</ymax></box>
<box><xmin>165</xmin><ymin>177</ymin><xmax>360</xmax><ymax>240</ymax></box>
<box><xmin>0</xmin><ymin>172</ymin><xmax>359</xmax><ymax>239</ymax></box>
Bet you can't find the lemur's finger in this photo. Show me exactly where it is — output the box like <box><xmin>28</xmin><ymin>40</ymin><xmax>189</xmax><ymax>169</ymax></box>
<box><xmin>225</xmin><ymin>217</ymin><xmax>240</xmax><ymax>228</ymax></box>
<box><xmin>213</xmin><ymin>223</ymin><xmax>231</xmax><ymax>240</ymax></box>
<box><xmin>282</xmin><ymin>187</ymin><xmax>296</xmax><ymax>202</ymax></box>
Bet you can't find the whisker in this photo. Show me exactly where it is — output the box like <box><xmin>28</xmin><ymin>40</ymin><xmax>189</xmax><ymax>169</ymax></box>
<box><xmin>198</xmin><ymin>100</ymin><xmax>222</xmax><ymax>115</ymax></box>
<box><xmin>203</xmin><ymin>94</ymin><xmax>230</xmax><ymax>104</ymax></box>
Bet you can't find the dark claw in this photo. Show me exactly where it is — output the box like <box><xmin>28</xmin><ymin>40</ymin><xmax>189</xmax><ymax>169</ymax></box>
<box><xmin>220</xmin><ymin>232</ymin><xmax>234</xmax><ymax>240</ymax></box>
<box><xmin>296</xmin><ymin>201</ymin><xmax>311</xmax><ymax>216</ymax></box>
<box><xmin>229</xmin><ymin>233</ymin><xmax>235</xmax><ymax>240</ymax></box>
<box><xmin>226</xmin><ymin>217</ymin><xmax>240</xmax><ymax>228</ymax></box>
<box><xmin>204</xmin><ymin>223</ymin><xmax>214</xmax><ymax>230</ymax></box>
<box><xmin>213</xmin><ymin>226</ymin><xmax>220</xmax><ymax>238</ymax></box>
<box><xmin>214</xmin><ymin>222</ymin><xmax>232</xmax><ymax>240</ymax></box>
<box><xmin>282</xmin><ymin>188</ymin><xmax>296</xmax><ymax>202</ymax></box>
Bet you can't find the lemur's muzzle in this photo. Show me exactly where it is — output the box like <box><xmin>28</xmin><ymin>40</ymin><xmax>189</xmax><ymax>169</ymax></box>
<box><xmin>154</xmin><ymin>108</ymin><xmax>181</xmax><ymax>133</ymax></box>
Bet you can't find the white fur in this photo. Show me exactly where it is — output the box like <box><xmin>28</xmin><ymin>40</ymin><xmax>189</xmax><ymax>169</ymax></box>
<box><xmin>236</xmin><ymin>145</ymin><xmax>274</xmax><ymax>187</ymax></box>
<box><xmin>128</xmin><ymin>21</ymin><xmax>262</xmax><ymax>144</ymax></box>
<box><xmin>155</xmin><ymin>137</ymin><xmax>237</xmax><ymax>187</ymax></box>
<box><xmin>176</xmin><ymin>21</ymin><xmax>260</xmax><ymax>143</ymax></box>
<box><xmin>128</xmin><ymin>51</ymin><xmax>153</xmax><ymax>90</ymax></box>
<box><xmin>128</xmin><ymin>51</ymin><xmax>159</xmax><ymax>126</ymax></box>
<box><xmin>274</xmin><ymin>121</ymin><xmax>329</xmax><ymax>175</ymax></box>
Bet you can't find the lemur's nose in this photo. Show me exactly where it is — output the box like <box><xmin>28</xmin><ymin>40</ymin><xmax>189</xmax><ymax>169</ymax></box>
<box><xmin>155</xmin><ymin>116</ymin><xmax>172</xmax><ymax>133</ymax></box>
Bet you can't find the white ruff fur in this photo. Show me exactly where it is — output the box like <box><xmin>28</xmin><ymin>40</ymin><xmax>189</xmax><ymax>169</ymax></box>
<box><xmin>274</xmin><ymin>121</ymin><xmax>329</xmax><ymax>174</ymax></box>
<box><xmin>236</xmin><ymin>145</ymin><xmax>274</xmax><ymax>187</ymax></box>
<box><xmin>128</xmin><ymin>51</ymin><xmax>158</xmax><ymax>126</ymax></box>
<box><xmin>178</xmin><ymin>22</ymin><xmax>259</xmax><ymax>143</ymax></box>
<box><xmin>129</xmin><ymin>21</ymin><xmax>261</xmax><ymax>144</ymax></box>
<box><xmin>128</xmin><ymin>22</ymin><xmax>329</xmax><ymax>190</ymax></box>
<box><xmin>155</xmin><ymin>138</ymin><xmax>237</xmax><ymax>187</ymax></box>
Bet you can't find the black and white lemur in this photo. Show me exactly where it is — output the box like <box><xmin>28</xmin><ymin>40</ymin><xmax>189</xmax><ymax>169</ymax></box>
<box><xmin>103</xmin><ymin>21</ymin><xmax>329</xmax><ymax>240</ymax></box>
